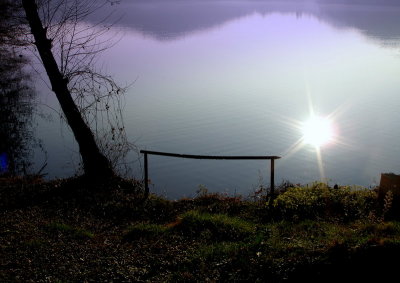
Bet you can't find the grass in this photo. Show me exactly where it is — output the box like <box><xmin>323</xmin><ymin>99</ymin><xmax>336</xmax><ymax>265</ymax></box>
<box><xmin>172</xmin><ymin>210</ymin><xmax>255</xmax><ymax>241</ymax></box>
<box><xmin>1</xmin><ymin>177</ymin><xmax>400</xmax><ymax>282</ymax></box>
<box><xmin>172</xmin><ymin>220</ymin><xmax>400</xmax><ymax>282</ymax></box>
<box><xmin>123</xmin><ymin>223</ymin><xmax>168</xmax><ymax>241</ymax></box>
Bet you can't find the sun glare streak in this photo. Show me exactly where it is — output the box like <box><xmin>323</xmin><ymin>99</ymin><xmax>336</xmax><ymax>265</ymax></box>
<box><xmin>273</xmin><ymin>112</ymin><xmax>304</xmax><ymax>130</ymax></box>
<box><xmin>331</xmin><ymin>136</ymin><xmax>353</xmax><ymax>149</ymax></box>
<box><xmin>281</xmin><ymin>138</ymin><xmax>305</xmax><ymax>159</ymax></box>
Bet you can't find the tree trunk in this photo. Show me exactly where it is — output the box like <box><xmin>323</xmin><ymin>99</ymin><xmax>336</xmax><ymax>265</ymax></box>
<box><xmin>22</xmin><ymin>0</ymin><xmax>114</xmax><ymax>179</ymax></box>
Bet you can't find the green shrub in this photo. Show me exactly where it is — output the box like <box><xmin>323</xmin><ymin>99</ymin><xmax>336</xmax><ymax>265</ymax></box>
<box><xmin>272</xmin><ymin>183</ymin><xmax>377</xmax><ymax>221</ymax></box>
<box><xmin>359</xmin><ymin>221</ymin><xmax>400</xmax><ymax>237</ymax></box>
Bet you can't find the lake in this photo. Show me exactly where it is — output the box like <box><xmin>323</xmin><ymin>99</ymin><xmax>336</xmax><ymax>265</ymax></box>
<box><xmin>29</xmin><ymin>0</ymin><xmax>400</xmax><ymax>199</ymax></box>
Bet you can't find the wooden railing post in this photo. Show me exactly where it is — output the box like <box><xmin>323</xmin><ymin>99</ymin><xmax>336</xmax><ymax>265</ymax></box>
<box><xmin>144</xmin><ymin>152</ymin><xmax>149</xmax><ymax>199</ymax></box>
<box><xmin>270</xmin><ymin>158</ymin><xmax>275</xmax><ymax>197</ymax></box>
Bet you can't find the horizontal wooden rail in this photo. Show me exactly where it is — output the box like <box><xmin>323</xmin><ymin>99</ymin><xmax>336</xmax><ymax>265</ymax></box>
<box><xmin>140</xmin><ymin>150</ymin><xmax>280</xmax><ymax>160</ymax></box>
<box><xmin>140</xmin><ymin>150</ymin><xmax>281</xmax><ymax>199</ymax></box>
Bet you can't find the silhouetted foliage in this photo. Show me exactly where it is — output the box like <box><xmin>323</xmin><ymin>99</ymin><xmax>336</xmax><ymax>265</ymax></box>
<box><xmin>0</xmin><ymin>0</ymin><xmax>27</xmax><ymax>47</ymax></box>
<box><xmin>0</xmin><ymin>49</ymin><xmax>36</xmax><ymax>175</ymax></box>
<box><xmin>0</xmin><ymin>0</ymin><xmax>39</xmax><ymax>176</ymax></box>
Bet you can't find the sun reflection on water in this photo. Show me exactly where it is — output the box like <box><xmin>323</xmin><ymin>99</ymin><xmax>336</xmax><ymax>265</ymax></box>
<box><xmin>302</xmin><ymin>115</ymin><xmax>334</xmax><ymax>147</ymax></box>
<box><xmin>280</xmin><ymin>99</ymin><xmax>341</xmax><ymax>182</ymax></box>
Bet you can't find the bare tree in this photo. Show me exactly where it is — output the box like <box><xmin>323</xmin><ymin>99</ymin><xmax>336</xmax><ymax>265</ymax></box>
<box><xmin>21</xmin><ymin>0</ymin><xmax>129</xmax><ymax>179</ymax></box>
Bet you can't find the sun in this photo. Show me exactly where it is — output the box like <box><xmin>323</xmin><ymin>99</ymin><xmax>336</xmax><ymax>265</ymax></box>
<box><xmin>302</xmin><ymin>115</ymin><xmax>334</xmax><ymax>147</ymax></box>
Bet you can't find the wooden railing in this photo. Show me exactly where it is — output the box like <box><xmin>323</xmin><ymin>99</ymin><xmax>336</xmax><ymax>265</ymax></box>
<box><xmin>140</xmin><ymin>150</ymin><xmax>281</xmax><ymax>198</ymax></box>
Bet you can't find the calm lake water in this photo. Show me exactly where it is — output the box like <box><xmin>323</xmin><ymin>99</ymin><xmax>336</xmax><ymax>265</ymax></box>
<box><xmin>30</xmin><ymin>0</ymin><xmax>400</xmax><ymax>199</ymax></box>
